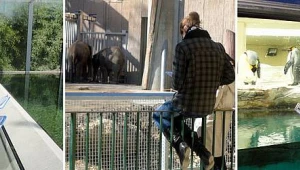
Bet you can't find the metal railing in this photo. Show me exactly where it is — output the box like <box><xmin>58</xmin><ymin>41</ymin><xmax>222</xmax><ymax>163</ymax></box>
<box><xmin>65</xmin><ymin>110</ymin><xmax>235</xmax><ymax>170</ymax></box>
<box><xmin>0</xmin><ymin>126</ymin><xmax>24</xmax><ymax>170</ymax></box>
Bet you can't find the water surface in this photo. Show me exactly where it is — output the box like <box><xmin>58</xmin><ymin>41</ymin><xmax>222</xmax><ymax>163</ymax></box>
<box><xmin>238</xmin><ymin>110</ymin><xmax>300</xmax><ymax>149</ymax></box>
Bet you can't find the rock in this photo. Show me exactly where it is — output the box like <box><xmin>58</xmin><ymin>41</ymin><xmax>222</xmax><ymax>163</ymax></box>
<box><xmin>238</xmin><ymin>87</ymin><xmax>299</xmax><ymax>109</ymax></box>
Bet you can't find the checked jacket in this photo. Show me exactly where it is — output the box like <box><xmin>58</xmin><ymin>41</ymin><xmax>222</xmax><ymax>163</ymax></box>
<box><xmin>172</xmin><ymin>29</ymin><xmax>235</xmax><ymax>117</ymax></box>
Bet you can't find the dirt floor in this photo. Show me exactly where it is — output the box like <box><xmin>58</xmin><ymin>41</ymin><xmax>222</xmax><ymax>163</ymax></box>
<box><xmin>65</xmin><ymin>83</ymin><xmax>161</xmax><ymax>93</ymax></box>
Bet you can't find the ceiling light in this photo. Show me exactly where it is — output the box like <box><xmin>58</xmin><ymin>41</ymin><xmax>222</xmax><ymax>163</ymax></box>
<box><xmin>246</xmin><ymin>28</ymin><xmax>300</xmax><ymax>36</ymax></box>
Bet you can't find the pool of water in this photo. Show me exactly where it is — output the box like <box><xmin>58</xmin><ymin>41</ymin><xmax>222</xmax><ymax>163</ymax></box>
<box><xmin>239</xmin><ymin>161</ymin><xmax>300</xmax><ymax>170</ymax></box>
<box><xmin>238</xmin><ymin>142</ymin><xmax>300</xmax><ymax>169</ymax></box>
<box><xmin>0</xmin><ymin>74</ymin><xmax>63</xmax><ymax>148</ymax></box>
<box><xmin>238</xmin><ymin>110</ymin><xmax>300</xmax><ymax>149</ymax></box>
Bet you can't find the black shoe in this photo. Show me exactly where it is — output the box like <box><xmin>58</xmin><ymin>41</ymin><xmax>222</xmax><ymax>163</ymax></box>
<box><xmin>198</xmin><ymin>145</ymin><xmax>214</xmax><ymax>170</ymax></box>
<box><xmin>181</xmin><ymin>131</ymin><xmax>214</xmax><ymax>170</ymax></box>
<box><xmin>214</xmin><ymin>156</ymin><xmax>226</xmax><ymax>170</ymax></box>
<box><xmin>163</xmin><ymin>130</ymin><xmax>190</xmax><ymax>169</ymax></box>
<box><xmin>178</xmin><ymin>142</ymin><xmax>190</xmax><ymax>169</ymax></box>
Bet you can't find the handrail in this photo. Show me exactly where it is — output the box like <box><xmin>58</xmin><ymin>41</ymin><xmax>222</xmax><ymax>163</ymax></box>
<box><xmin>1</xmin><ymin>126</ymin><xmax>25</xmax><ymax>170</ymax></box>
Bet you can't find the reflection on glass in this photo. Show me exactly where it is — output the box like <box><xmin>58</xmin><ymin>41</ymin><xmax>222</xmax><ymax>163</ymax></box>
<box><xmin>0</xmin><ymin>74</ymin><xmax>63</xmax><ymax>148</ymax></box>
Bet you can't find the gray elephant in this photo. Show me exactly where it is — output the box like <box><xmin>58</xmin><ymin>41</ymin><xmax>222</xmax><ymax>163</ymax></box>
<box><xmin>284</xmin><ymin>47</ymin><xmax>300</xmax><ymax>86</ymax></box>
<box><xmin>67</xmin><ymin>40</ymin><xmax>92</xmax><ymax>82</ymax></box>
<box><xmin>92</xmin><ymin>46</ymin><xmax>125</xmax><ymax>83</ymax></box>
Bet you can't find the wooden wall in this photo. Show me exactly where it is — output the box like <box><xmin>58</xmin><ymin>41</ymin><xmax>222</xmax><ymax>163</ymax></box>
<box><xmin>184</xmin><ymin>0</ymin><xmax>236</xmax><ymax>44</ymax></box>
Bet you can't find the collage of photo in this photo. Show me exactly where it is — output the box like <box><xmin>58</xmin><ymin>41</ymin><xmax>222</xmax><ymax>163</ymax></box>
<box><xmin>0</xmin><ymin>0</ymin><xmax>300</xmax><ymax>170</ymax></box>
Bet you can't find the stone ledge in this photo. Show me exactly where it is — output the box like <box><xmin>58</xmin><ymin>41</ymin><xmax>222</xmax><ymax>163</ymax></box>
<box><xmin>238</xmin><ymin>87</ymin><xmax>299</xmax><ymax>109</ymax></box>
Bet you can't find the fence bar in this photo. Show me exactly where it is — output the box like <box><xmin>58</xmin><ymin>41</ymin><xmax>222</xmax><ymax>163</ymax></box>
<box><xmin>191</xmin><ymin>118</ymin><xmax>194</xmax><ymax>169</ymax></box>
<box><xmin>231</xmin><ymin>110</ymin><xmax>235</xmax><ymax>169</ymax></box>
<box><xmin>200</xmin><ymin>116</ymin><xmax>207</xmax><ymax>170</ymax></box>
<box><xmin>147</xmin><ymin>112</ymin><xmax>152</xmax><ymax>170</ymax></box>
<box><xmin>85</xmin><ymin>113</ymin><xmax>90</xmax><ymax>170</ymax></box>
<box><xmin>98</xmin><ymin>113</ymin><xmax>103</xmax><ymax>170</ymax></box>
<box><xmin>169</xmin><ymin>114</ymin><xmax>174</xmax><ymax>170</ymax></box>
<box><xmin>212</xmin><ymin>112</ymin><xmax>216</xmax><ymax>156</ymax></box>
<box><xmin>221</xmin><ymin>111</ymin><xmax>226</xmax><ymax>170</ymax></box>
<box><xmin>123</xmin><ymin>112</ymin><xmax>128</xmax><ymax>170</ymax></box>
<box><xmin>159</xmin><ymin>113</ymin><xmax>163</xmax><ymax>169</ymax></box>
<box><xmin>135</xmin><ymin>112</ymin><xmax>140</xmax><ymax>170</ymax></box>
<box><xmin>69</xmin><ymin>113</ymin><xmax>76</xmax><ymax>170</ymax></box>
<box><xmin>110</xmin><ymin>112</ymin><xmax>116</xmax><ymax>170</ymax></box>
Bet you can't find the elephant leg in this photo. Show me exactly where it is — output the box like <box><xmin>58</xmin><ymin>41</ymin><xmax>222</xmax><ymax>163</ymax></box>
<box><xmin>76</xmin><ymin>62</ymin><xmax>83</xmax><ymax>82</ymax></box>
<box><xmin>100</xmin><ymin>67</ymin><xmax>108</xmax><ymax>83</ymax></box>
<box><xmin>93</xmin><ymin>65</ymin><xmax>98</xmax><ymax>82</ymax></box>
<box><xmin>83</xmin><ymin>64</ymin><xmax>89</xmax><ymax>82</ymax></box>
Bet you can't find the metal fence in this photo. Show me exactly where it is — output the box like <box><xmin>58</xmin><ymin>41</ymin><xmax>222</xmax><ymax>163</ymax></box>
<box><xmin>81</xmin><ymin>32</ymin><xmax>126</xmax><ymax>54</ymax></box>
<box><xmin>65</xmin><ymin>93</ymin><xmax>235</xmax><ymax>170</ymax></box>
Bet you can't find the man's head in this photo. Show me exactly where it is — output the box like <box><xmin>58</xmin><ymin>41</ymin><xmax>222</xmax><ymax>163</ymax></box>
<box><xmin>188</xmin><ymin>11</ymin><xmax>200</xmax><ymax>27</ymax></box>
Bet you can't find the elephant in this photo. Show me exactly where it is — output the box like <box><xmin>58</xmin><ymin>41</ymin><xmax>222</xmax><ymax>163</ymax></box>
<box><xmin>92</xmin><ymin>46</ymin><xmax>125</xmax><ymax>83</ymax></box>
<box><xmin>67</xmin><ymin>40</ymin><xmax>92</xmax><ymax>82</ymax></box>
<box><xmin>238</xmin><ymin>50</ymin><xmax>260</xmax><ymax>85</ymax></box>
<box><xmin>284</xmin><ymin>47</ymin><xmax>300</xmax><ymax>86</ymax></box>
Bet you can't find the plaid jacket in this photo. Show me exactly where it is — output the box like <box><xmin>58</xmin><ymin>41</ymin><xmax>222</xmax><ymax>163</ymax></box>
<box><xmin>172</xmin><ymin>30</ymin><xmax>235</xmax><ymax>117</ymax></box>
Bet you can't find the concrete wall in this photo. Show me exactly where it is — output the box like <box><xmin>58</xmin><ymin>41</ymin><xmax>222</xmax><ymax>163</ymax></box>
<box><xmin>247</xmin><ymin>45</ymin><xmax>289</xmax><ymax>66</ymax></box>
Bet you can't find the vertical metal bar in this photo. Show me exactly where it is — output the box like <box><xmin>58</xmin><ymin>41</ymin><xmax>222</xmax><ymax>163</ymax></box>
<box><xmin>69</xmin><ymin>113</ymin><xmax>76</xmax><ymax>170</ymax></box>
<box><xmin>111</xmin><ymin>112</ymin><xmax>116</xmax><ymax>170</ymax></box>
<box><xmin>159</xmin><ymin>113</ymin><xmax>162</xmax><ymax>169</ymax></box>
<box><xmin>123</xmin><ymin>112</ymin><xmax>128</xmax><ymax>170</ymax></box>
<box><xmin>26</xmin><ymin>0</ymin><xmax>34</xmax><ymax>73</ymax></box>
<box><xmin>160</xmin><ymin>41</ymin><xmax>167</xmax><ymax>92</ymax></box>
<box><xmin>191</xmin><ymin>118</ymin><xmax>194</xmax><ymax>169</ymax></box>
<box><xmin>200</xmin><ymin>116</ymin><xmax>207</xmax><ymax>170</ymax></box>
<box><xmin>85</xmin><ymin>113</ymin><xmax>90</xmax><ymax>170</ymax></box>
<box><xmin>135</xmin><ymin>112</ymin><xmax>140</xmax><ymax>170</ymax></box>
<box><xmin>231</xmin><ymin>110</ymin><xmax>235</xmax><ymax>169</ymax></box>
<box><xmin>98</xmin><ymin>113</ymin><xmax>103</xmax><ymax>170</ymax></box>
<box><xmin>147</xmin><ymin>112</ymin><xmax>152</xmax><ymax>170</ymax></box>
<box><xmin>212</xmin><ymin>112</ymin><xmax>216</xmax><ymax>156</ymax></box>
<box><xmin>169</xmin><ymin>113</ymin><xmax>174</xmax><ymax>170</ymax></box>
<box><xmin>221</xmin><ymin>111</ymin><xmax>226</xmax><ymax>170</ymax></box>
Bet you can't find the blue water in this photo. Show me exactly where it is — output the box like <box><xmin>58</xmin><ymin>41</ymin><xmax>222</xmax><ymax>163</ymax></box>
<box><xmin>238</xmin><ymin>110</ymin><xmax>300</xmax><ymax>149</ymax></box>
<box><xmin>239</xmin><ymin>160</ymin><xmax>300</xmax><ymax>170</ymax></box>
<box><xmin>238</xmin><ymin>110</ymin><xmax>300</xmax><ymax>169</ymax></box>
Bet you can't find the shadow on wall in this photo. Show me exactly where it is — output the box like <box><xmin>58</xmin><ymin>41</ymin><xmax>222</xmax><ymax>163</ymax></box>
<box><xmin>65</xmin><ymin>0</ymin><xmax>142</xmax><ymax>84</ymax></box>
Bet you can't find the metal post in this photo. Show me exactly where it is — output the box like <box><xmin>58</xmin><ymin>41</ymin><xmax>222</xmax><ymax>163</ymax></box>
<box><xmin>24</xmin><ymin>74</ymin><xmax>30</xmax><ymax>109</ymax></box>
<box><xmin>69</xmin><ymin>114</ymin><xmax>76</xmax><ymax>170</ymax></box>
<box><xmin>85</xmin><ymin>113</ymin><xmax>90</xmax><ymax>170</ymax></box>
<box><xmin>160</xmin><ymin>41</ymin><xmax>167</xmax><ymax>92</ymax></box>
<box><xmin>25</xmin><ymin>0</ymin><xmax>34</xmax><ymax>73</ymax></box>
